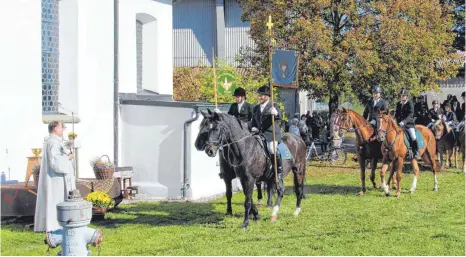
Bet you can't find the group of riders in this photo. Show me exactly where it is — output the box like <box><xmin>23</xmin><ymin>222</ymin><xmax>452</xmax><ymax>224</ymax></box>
<box><xmin>214</xmin><ymin>85</ymin><xmax>466</xmax><ymax>186</ymax></box>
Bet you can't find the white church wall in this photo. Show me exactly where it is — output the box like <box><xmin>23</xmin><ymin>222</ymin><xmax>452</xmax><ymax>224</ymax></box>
<box><xmin>120</xmin><ymin>105</ymin><xmax>222</xmax><ymax>200</ymax></box>
<box><xmin>188</xmin><ymin>117</ymin><xmax>230</xmax><ymax>200</ymax></box>
<box><xmin>119</xmin><ymin>0</ymin><xmax>173</xmax><ymax>95</ymax></box>
<box><xmin>74</xmin><ymin>0</ymin><xmax>115</xmax><ymax>179</ymax></box>
<box><xmin>0</xmin><ymin>0</ymin><xmax>45</xmax><ymax>182</ymax></box>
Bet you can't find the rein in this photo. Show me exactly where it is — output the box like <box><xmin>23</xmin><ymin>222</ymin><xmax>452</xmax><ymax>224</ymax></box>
<box><xmin>205</xmin><ymin>121</ymin><xmax>262</xmax><ymax>168</ymax></box>
<box><xmin>335</xmin><ymin>113</ymin><xmax>372</xmax><ymax>143</ymax></box>
<box><xmin>378</xmin><ymin>118</ymin><xmax>399</xmax><ymax>151</ymax></box>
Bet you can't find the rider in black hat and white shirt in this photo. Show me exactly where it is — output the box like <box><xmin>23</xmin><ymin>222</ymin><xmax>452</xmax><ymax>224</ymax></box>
<box><xmin>395</xmin><ymin>88</ymin><xmax>420</xmax><ymax>160</ymax></box>
<box><xmin>250</xmin><ymin>85</ymin><xmax>284</xmax><ymax>191</ymax></box>
<box><xmin>227</xmin><ymin>87</ymin><xmax>253</xmax><ymax>123</ymax></box>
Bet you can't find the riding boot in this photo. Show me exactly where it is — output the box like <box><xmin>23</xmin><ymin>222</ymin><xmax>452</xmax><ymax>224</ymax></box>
<box><xmin>274</xmin><ymin>153</ymin><xmax>285</xmax><ymax>192</ymax></box>
<box><xmin>411</xmin><ymin>140</ymin><xmax>421</xmax><ymax>160</ymax></box>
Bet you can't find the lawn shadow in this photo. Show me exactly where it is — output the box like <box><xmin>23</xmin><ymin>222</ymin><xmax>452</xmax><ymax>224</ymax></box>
<box><xmin>95</xmin><ymin>201</ymin><xmax>224</xmax><ymax>228</ymax></box>
<box><xmin>284</xmin><ymin>184</ymin><xmax>361</xmax><ymax>196</ymax></box>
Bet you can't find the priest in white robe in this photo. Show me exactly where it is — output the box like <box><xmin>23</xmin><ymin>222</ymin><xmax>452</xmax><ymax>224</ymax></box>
<box><xmin>34</xmin><ymin>121</ymin><xmax>76</xmax><ymax>232</ymax></box>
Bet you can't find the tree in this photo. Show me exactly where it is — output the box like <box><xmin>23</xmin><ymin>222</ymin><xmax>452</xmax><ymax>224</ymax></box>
<box><xmin>237</xmin><ymin>0</ymin><xmax>462</xmax><ymax>111</ymax></box>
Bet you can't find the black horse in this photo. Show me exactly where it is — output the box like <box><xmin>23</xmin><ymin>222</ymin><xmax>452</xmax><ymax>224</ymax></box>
<box><xmin>195</xmin><ymin>110</ymin><xmax>307</xmax><ymax>229</ymax></box>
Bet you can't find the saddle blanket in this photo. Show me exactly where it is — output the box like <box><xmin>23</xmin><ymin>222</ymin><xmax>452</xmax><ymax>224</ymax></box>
<box><xmin>403</xmin><ymin>128</ymin><xmax>425</xmax><ymax>149</ymax></box>
<box><xmin>277</xmin><ymin>143</ymin><xmax>292</xmax><ymax>160</ymax></box>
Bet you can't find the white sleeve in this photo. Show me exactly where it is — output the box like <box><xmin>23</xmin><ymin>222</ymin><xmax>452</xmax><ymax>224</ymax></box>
<box><xmin>48</xmin><ymin>141</ymin><xmax>71</xmax><ymax>174</ymax></box>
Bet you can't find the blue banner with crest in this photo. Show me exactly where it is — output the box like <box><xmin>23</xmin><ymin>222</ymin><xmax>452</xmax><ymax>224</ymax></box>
<box><xmin>272</xmin><ymin>49</ymin><xmax>298</xmax><ymax>86</ymax></box>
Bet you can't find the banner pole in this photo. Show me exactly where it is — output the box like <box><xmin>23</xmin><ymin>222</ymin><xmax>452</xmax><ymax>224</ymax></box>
<box><xmin>213</xmin><ymin>47</ymin><xmax>218</xmax><ymax>109</ymax></box>
<box><xmin>267</xmin><ymin>15</ymin><xmax>278</xmax><ymax>185</ymax></box>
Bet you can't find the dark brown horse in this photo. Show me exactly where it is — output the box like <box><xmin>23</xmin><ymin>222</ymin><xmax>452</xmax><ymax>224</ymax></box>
<box><xmin>195</xmin><ymin>110</ymin><xmax>307</xmax><ymax>229</ymax></box>
<box><xmin>376</xmin><ymin>111</ymin><xmax>438</xmax><ymax>197</ymax></box>
<box><xmin>456</xmin><ymin>123</ymin><xmax>465</xmax><ymax>173</ymax></box>
<box><xmin>332</xmin><ymin>108</ymin><xmax>385</xmax><ymax>195</ymax></box>
<box><xmin>431</xmin><ymin>119</ymin><xmax>458</xmax><ymax>169</ymax></box>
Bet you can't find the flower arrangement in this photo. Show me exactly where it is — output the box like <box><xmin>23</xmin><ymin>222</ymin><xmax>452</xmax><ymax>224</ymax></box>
<box><xmin>68</xmin><ymin>132</ymin><xmax>78</xmax><ymax>139</ymax></box>
<box><xmin>85</xmin><ymin>191</ymin><xmax>114</xmax><ymax>209</ymax></box>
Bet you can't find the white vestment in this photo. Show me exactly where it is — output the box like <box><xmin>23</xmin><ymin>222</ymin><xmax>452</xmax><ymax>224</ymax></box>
<box><xmin>34</xmin><ymin>134</ymin><xmax>76</xmax><ymax>232</ymax></box>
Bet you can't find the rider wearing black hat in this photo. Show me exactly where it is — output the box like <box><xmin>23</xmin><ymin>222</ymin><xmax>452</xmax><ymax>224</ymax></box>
<box><xmin>250</xmin><ymin>85</ymin><xmax>284</xmax><ymax>190</ymax></box>
<box><xmin>427</xmin><ymin>100</ymin><xmax>443</xmax><ymax>128</ymax></box>
<box><xmin>414</xmin><ymin>95</ymin><xmax>429</xmax><ymax>125</ymax></box>
<box><xmin>363</xmin><ymin>85</ymin><xmax>388</xmax><ymax>135</ymax></box>
<box><xmin>227</xmin><ymin>87</ymin><xmax>253</xmax><ymax>123</ymax></box>
<box><xmin>395</xmin><ymin>88</ymin><xmax>420</xmax><ymax>160</ymax></box>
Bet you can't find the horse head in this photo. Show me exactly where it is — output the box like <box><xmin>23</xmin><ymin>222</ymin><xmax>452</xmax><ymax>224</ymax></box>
<box><xmin>195</xmin><ymin>109</ymin><xmax>230</xmax><ymax>157</ymax></box>
<box><xmin>333</xmin><ymin>107</ymin><xmax>353</xmax><ymax>138</ymax></box>
<box><xmin>432</xmin><ymin>119</ymin><xmax>450</xmax><ymax>140</ymax></box>
<box><xmin>376</xmin><ymin>109</ymin><xmax>392</xmax><ymax>142</ymax></box>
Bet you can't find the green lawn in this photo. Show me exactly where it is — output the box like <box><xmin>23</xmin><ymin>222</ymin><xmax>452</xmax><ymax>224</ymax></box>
<box><xmin>2</xmin><ymin>156</ymin><xmax>465</xmax><ymax>256</ymax></box>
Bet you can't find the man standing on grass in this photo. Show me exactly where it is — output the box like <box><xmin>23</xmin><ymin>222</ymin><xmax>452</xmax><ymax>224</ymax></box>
<box><xmin>34</xmin><ymin>121</ymin><xmax>76</xmax><ymax>233</ymax></box>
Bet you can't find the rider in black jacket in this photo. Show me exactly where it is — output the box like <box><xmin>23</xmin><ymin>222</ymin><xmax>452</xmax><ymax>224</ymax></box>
<box><xmin>395</xmin><ymin>88</ymin><xmax>420</xmax><ymax>160</ymax></box>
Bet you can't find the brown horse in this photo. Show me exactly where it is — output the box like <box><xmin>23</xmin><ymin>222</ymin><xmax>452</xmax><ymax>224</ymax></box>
<box><xmin>332</xmin><ymin>107</ymin><xmax>385</xmax><ymax>195</ymax></box>
<box><xmin>376</xmin><ymin>111</ymin><xmax>438</xmax><ymax>197</ymax></box>
<box><xmin>431</xmin><ymin>120</ymin><xmax>458</xmax><ymax>169</ymax></box>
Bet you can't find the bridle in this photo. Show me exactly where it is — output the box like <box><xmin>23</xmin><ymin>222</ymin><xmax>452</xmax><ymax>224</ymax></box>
<box><xmin>334</xmin><ymin>112</ymin><xmax>372</xmax><ymax>142</ymax></box>
<box><xmin>204</xmin><ymin>119</ymin><xmax>259</xmax><ymax>168</ymax></box>
<box><xmin>377</xmin><ymin>115</ymin><xmax>399</xmax><ymax>151</ymax></box>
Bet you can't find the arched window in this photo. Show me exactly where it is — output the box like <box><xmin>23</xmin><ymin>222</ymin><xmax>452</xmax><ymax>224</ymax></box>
<box><xmin>136</xmin><ymin>13</ymin><xmax>158</xmax><ymax>94</ymax></box>
<box><xmin>42</xmin><ymin>0</ymin><xmax>60</xmax><ymax>114</ymax></box>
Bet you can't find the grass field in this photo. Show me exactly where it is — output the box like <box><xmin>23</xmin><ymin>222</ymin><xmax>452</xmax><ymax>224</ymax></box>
<box><xmin>2</xmin><ymin>155</ymin><xmax>465</xmax><ymax>256</ymax></box>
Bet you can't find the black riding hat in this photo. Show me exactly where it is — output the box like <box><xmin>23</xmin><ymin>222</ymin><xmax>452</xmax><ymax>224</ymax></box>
<box><xmin>432</xmin><ymin>100</ymin><xmax>439</xmax><ymax>105</ymax></box>
<box><xmin>372</xmin><ymin>85</ymin><xmax>382</xmax><ymax>94</ymax></box>
<box><xmin>462</xmin><ymin>92</ymin><xmax>465</xmax><ymax>97</ymax></box>
<box><xmin>400</xmin><ymin>88</ymin><xmax>409</xmax><ymax>96</ymax></box>
<box><xmin>233</xmin><ymin>87</ymin><xmax>246</xmax><ymax>97</ymax></box>
<box><xmin>257</xmin><ymin>85</ymin><xmax>271</xmax><ymax>96</ymax></box>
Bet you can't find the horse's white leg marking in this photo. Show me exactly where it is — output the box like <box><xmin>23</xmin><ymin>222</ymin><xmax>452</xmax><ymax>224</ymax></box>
<box><xmin>271</xmin><ymin>205</ymin><xmax>279</xmax><ymax>217</ymax></box>
<box><xmin>434</xmin><ymin>174</ymin><xmax>439</xmax><ymax>192</ymax></box>
<box><xmin>293</xmin><ymin>207</ymin><xmax>301</xmax><ymax>216</ymax></box>
<box><xmin>409</xmin><ymin>176</ymin><xmax>417</xmax><ymax>193</ymax></box>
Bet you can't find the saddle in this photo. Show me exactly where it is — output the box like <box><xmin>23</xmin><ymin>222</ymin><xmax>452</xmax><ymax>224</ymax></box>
<box><xmin>402</xmin><ymin>128</ymin><xmax>425</xmax><ymax>158</ymax></box>
<box><xmin>256</xmin><ymin>135</ymin><xmax>292</xmax><ymax>180</ymax></box>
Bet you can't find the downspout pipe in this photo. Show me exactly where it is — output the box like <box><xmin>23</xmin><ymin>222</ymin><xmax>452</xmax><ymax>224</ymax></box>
<box><xmin>182</xmin><ymin>106</ymin><xmax>199</xmax><ymax>200</ymax></box>
<box><xmin>113</xmin><ymin>0</ymin><xmax>119</xmax><ymax>167</ymax></box>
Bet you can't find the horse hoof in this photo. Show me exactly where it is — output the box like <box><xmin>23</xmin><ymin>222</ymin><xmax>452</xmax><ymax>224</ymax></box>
<box><xmin>358</xmin><ymin>191</ymin><xmax>365</xmax><ymax>196</ymax></box>
<box><xmin>254</xmin><ymin>215</ymin><xmax>261</xmax><ymax>221</ymax></box>
<box><xmin>270</xmin><ymin>215</ymin><xmax>277</xmax><ymax>222</ymax></box>
<box><xmin>225</xmin><ymin>211</ymin><xmax>233</xmax><ymax>216</ymax></box>
<box><xmin>293</xmin><ymin>208</ymin><xmax>301</xmax><ymax>216</ymax></box>
<box><xmin>374</xmin><ymin>184</ymin><xmax>380</xmax><ymax>189</ymax></box>
<box><xmin>241</xmin><ymin>224</ymin><xmax>248</xmax><ymax>230</ymax></box>
<box><xmin>396</xmin><ymin>193</ymin><xmax>401</xmax><ymax>198</ymax></box>
<box><xmin>409</xmin><ymin>190</ymin><xmax>415</xmax><ymax>194</ymax></box>
<box><xmin>385</xmin><ymin>192</ymin><xmax>391</xmax><ymax>197</ymax></box>
<box><xmin>433</xmin><ymin>187</ymin><xmax>438</xmax><ymax>192</ymax></box>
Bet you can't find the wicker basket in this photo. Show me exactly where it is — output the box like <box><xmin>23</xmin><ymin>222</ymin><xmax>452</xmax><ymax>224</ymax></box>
<box><xmin>93</xmin><ymin>155</ymin><xmax>114</xmax><ymax>180</ymax></box>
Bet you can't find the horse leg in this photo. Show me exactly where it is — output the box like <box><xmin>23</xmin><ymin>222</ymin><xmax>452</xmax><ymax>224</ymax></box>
<box><xmin>271</xmin><ymin>179</ymin><xmax>285</xmax><ymax>222</ymax></box>
<box><xmin>266</xmin><ymin>181</ymin><xmax>273</xmax><ymax>207</ymax></box>
<box><xmin>410</xmin><ymin>160</ymin><xmax>420</xmax><ymax>194</ymax></box>
<box><xmin>370</xmin><ymin>158</ymin><xmax>379</xmax><ymax>189</ymax></box>
<box><xmin>224</xmin><ymin>177</ymin><xmax>233</xmax><ymax>215</ymax></box>
<box><xmin>292</xmin><ymin>167</ymin><xmax>304</xmax><ymax>216</ymax></box>
<box><xmin>454</xmin><ymin>147</ymin><xmax>458</xmax><ymax>168</ymax></box>
<box><xmin>395</xmin><ymin>158</ymin><xmax>403</xmax><ymax>198</ymax></box>
<box><xmin>380</xmin><ymin>159</ymin><xmax>391</xmax><ymax>196</ymax></box>
<box><xmin>256</xmin><ymin>182</ymin><xmax>264</xmax><ymax>206</ymax></box>
<box><xmin>358</xmin><ymin>156</ymin><xmax>367</xmax><ymax>195</ymax></box>
<box><xmin>446</xmin><ymin>149</ymin><xmax>452</xmax><ymax>168</ymax></box>
<box><xmin>241</xmin><ymin>178</ymin><xmax>255</xmax><ymax>229</ymax></box>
